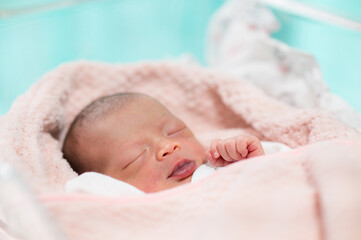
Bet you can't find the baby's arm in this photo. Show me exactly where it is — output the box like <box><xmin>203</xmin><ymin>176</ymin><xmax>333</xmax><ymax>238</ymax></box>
<box><xmin>206</xmin><ymin>135</ymin><xmax>265</xmax><ymax>167</ymax></box>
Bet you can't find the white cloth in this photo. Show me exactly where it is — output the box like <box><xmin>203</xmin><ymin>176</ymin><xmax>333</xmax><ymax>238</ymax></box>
<box><xmin>65</xmin><ymin>166</ymin><xmax>216</xmax><ymax>197</ymax></box>
<box><xmin>207</xmin><ymin>0</ymin><xmax>361</xmax><ymax>132</ymax></box>
<box><xmin>65</xmin><ymin>141</ymin><xmax>291</xmax><ymax>196</ymax></box>
<box><xmin>65</xmin><ymin>172</ymin><xmax>145</xmax><ymax>196</ymax></box>
<box><xmin>191</xmin><ymin>163</ymin><xmax>217</xmax><ymax>182</ymax></box>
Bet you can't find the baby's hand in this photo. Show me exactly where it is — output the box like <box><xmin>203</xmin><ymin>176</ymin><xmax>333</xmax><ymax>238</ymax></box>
<box><xmin>206</xmin><ymin>135</ymin><xmax>265</xmax><ymax>167</ymax></box>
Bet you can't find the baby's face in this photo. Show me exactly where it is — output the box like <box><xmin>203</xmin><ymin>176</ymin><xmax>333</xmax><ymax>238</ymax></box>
<box><xmin>87</xmin><ymin>96</ymin><xmax>206</xmax><ymax>193</ymax></box>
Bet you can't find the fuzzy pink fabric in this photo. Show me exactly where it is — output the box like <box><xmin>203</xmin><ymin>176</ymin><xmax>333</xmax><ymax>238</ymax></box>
<box><xmin>41</xmin><ymin>140</ymin><xmax>361</xmax><ymax>240</ymax></box>
<box><xmin>0</xmin><ymin>61</ymin><xmax>359</xmax><ymax>193</ymax></box>
<box><xmin>1</xmin><ymin>61</ymin><xmax>361</xmax><ymax>239</ymax></box>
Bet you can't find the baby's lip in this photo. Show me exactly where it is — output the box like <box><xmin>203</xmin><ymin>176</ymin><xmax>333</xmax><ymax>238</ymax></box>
<box><xmin>168</xmin><ymin>159</ymin><xmax>197</xmax><ymax>180</ymax></box>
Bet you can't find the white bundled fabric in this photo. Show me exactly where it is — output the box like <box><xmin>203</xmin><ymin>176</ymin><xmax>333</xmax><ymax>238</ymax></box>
<box><xmin>206</xmin><ymin>0</ymin><xmax>361</xmax><ymax>132</ymax></box>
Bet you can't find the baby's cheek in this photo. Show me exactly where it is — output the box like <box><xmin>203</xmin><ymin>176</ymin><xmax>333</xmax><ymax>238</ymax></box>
<box><xmin>132</xmin><ymin>171</ymin><xmax>165</xmax><ymax>193</ymax></box>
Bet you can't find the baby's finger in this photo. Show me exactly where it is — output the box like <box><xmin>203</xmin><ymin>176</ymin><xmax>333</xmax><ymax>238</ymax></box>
<box><xmin>206</xmin><ymin>151</ymin><xmax>229</xmax><ymax>167</ymax></box>
<box><xmin>206</xmin><ymin>151</ymin><xmax>217</xmax><ymax>166</ymax></box>
<box><xmin>225</xmin><ymin>139</ymin><xmax>243</xmax><ymax>161</ymax></box>
<box><xmin>216</xmin><ymin>141</ymin><xmax>233</xmax><ymax>162</ymax></box>
<box><xmin>236</xmin><ymin>137</ymin><xmax>248</xmax><ymax>158</ymax></box>
<box><xmin>210</xmin><ymin>139</ymin><xmax>221</xmax><ymax>159</ymax></box>
<box><xmin>247</xmin><ymin>138</ymin><xmax>265</xmax><ymax>157</ymax></box>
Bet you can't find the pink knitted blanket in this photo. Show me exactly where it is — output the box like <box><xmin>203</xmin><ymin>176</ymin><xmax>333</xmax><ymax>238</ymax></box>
<box><xmin>43</xmin><ymin>140</ymin><xmax>361</xmax><ymax>240</ymax></box>
<box><xmin>1</xmin><ymin>61</ymin><xmax>360</xmax><ymax>239</ymax></box>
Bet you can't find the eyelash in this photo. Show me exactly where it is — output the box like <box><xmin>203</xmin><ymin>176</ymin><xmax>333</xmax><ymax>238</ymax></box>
<box><xmin>123</xmin><ymin>149</ymin><xmax>146</xmax><ymax>170</ymax></box>
<box><xmin>167</xmin><ymin>126</ymin><xmax>186</xmax><ymax>136</ymax></box>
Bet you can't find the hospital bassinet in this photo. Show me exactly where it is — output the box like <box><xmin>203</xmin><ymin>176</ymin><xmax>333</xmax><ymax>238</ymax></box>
<box><xmin>0</xmin><ymin>1</ymin><xmax>361</xmax><ymax>239</ymax></box>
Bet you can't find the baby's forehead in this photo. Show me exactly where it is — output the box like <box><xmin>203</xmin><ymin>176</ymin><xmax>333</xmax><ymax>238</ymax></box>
<box><xmin>101</xmin><ymin>97</ymin><xmax>173</xmax><ymax>127</ymax></box>
<box><xmin>116</xmin><ymin>96</ymin><xmax>169</xmax><ymax>116</ymax></box>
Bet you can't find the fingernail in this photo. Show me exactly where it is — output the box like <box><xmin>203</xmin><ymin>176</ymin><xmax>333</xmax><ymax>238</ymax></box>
<box><xmin>214</xmin><ymin>152</ymin><xmax>219</xmax><ymax>158</ymax></box>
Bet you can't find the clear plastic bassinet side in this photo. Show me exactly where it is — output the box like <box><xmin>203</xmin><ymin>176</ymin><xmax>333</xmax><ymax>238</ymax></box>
<box><xmin>0</xmin><ymin>160</ymin><xmax>65</xmax><ymax>240</ymax></box>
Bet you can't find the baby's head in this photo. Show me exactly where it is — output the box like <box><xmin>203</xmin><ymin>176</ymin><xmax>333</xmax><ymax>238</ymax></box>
<box><xmin>63</xmin><ymin>92</ymin><xmax>206</xmax><ymax>193</ymax></box>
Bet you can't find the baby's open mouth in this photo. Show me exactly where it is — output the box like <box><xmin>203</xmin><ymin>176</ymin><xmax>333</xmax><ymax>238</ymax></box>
<box><xmin>168</xmin><ymin>159</ymin><xmax>197</xmax><ymax>180</ymax></box>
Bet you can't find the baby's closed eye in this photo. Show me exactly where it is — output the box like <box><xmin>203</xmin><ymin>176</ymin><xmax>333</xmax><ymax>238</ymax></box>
<box><xmin>122</xmin><ymin>149</ymin><xmax>147</xmax><ymax>170</ymax></box>
<box><xmin>167</xmin><ymin>126</ymin><xmax>187</xmax><ymax>136</ymax></box>
<box><xmin>164</xmin><ymin>121</ymin><xmax>187</xmax><ymax>136</ymax></box>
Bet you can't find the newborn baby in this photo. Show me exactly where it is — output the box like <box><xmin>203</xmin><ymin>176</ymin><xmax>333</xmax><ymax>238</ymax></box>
<box><xmin>62</xmin><ymin>92</ymin><xmax>265</xmax><ymax>193</ymax></box>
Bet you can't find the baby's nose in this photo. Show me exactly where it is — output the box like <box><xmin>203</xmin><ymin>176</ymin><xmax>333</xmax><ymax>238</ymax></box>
<box><xmin>156</xmin><ymin>142</ymin><xmax>180</xmax><ymax>161</ymax></box>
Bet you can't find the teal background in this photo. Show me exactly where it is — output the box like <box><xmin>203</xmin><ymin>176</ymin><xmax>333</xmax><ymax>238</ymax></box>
<box><xmin>0</xmin><ymin>0</ymin><xmax>360</xmax><ymax>115</ymax></box>
<box><xmin>0</xmin><ymin>0</ymin><xmax>225</xmax><ymax>115</ymax></box>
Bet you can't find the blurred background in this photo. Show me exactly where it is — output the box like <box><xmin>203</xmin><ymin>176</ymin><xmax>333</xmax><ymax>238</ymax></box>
<box><xmin>0</xmin><ymin>0</ymin><xmax>360</xmax><ymax>115</ymax></box>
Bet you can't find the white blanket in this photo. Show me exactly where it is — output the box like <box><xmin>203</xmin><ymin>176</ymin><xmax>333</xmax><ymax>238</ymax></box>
<box><xmin>207</xmin><ymin>0</ymin><xmax>361</xmax><ymax>131</ymax></box>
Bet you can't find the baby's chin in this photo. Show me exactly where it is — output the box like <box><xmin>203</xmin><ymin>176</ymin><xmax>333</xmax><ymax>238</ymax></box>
<box><xmin>142</xmin><ymin>175</ymin><xmax>193</xmax><ymax>193</ymax></box>
<box><xmin>167</xmin><ymin>175</ymin><xmax>193</xmax><ymax>190</ymax></box>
